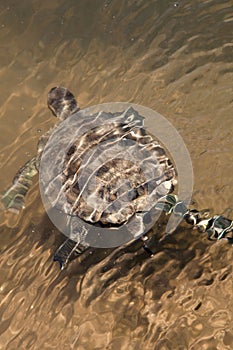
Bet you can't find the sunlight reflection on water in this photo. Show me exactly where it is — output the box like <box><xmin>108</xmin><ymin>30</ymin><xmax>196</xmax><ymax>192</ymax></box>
<box><xmin>0</xmin><ymin>1</ymin><xmax>232</xmax><ymax>349</ymax></box>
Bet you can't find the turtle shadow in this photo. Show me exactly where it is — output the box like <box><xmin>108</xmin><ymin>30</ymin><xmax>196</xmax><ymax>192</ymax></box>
<box><xmin>41</xmin><ymin>214</ymin><xmax>213</xmax><ymax>307</ymax></box>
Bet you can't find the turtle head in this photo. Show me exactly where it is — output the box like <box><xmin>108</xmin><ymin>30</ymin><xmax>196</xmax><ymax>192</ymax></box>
<box><xmin>48</xmin><ymin>86</ymin><xmax>80</xmax><ymax>120</ymax></box>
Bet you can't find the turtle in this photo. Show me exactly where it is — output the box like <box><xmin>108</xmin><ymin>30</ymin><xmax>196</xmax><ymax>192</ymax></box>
<box><xmin>2</xmin><ymin>87</ymin><xmax>232</xmax><ymax>269</ymax></box>
<box><xmin>1</xmin><ymin>87</ymin><xmax>178</xmax><ymax>268</ymax></box>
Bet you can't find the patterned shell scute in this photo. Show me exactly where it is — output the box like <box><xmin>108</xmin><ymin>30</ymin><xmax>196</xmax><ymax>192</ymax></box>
<box><xmin>41</xmin><ymin>107</ymin><xmax>176</xmax><ymax>228</ymax></box>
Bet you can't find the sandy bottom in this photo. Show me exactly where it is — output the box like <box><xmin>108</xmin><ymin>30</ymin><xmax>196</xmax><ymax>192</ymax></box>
<box><xmin>0</xmin><ymin>1</ymin><xmax>232</xmax><ymax>349</ymax></box>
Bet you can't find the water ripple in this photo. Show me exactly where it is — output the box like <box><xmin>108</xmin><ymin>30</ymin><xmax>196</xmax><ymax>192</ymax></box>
<box><xmin>0</xmin><ymin>0</ymin><xmax>232</xmax><ymax>349</ymax></box>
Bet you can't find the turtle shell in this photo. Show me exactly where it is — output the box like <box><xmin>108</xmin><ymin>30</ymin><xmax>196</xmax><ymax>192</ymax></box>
<box><xmin>40</xmin><ymin>106</ymin><xmax>176</xmax><ymax>245</ymax></box>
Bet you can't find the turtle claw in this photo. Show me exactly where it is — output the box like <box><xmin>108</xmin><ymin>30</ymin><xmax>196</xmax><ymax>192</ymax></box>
<box><xmin>53</xmin><ymin>255</ymin><xmax>67</xmax><ymax>271</ymax></box>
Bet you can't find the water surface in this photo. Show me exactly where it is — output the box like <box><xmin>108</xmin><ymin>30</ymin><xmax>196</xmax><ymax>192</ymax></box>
<box><xmin>0</xmin><ymin>1</ymin><xmax>232</xmax><ymax>349</ymax></box>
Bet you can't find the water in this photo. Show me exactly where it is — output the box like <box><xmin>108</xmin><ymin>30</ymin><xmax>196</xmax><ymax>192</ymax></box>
<box><xmin>0</xmin><ymin>1</ymin><xmax>232</xmax><ymax>349</ymax></box>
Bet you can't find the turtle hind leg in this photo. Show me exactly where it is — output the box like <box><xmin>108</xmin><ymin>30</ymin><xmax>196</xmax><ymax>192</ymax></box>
<box><xmin>1</xmin><ymin>157</ymin><xmax>38</xmax><ymax>213</ymax></box>
<box><xmin>54</xmin><ymin>238</ymin><xmax>89</xmax><ymax>270</ymax></box>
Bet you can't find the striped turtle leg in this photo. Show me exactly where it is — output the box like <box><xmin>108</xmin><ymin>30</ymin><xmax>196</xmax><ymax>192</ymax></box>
<box><xmin>142</xmin><ymin>194</ymin><xmax>233</xmax><ymax>254</ymax></box>
<box><xmin>1</xmin><ymin>157</ymin><xmax>38</xmax><ymax>213</ymax></box>
<box><xmin>54</xmin><ymin>238</ymin><xmax>89</xmax><ymax>270</ymax></box>
<box><xmin>164</xmin><ymin>194</ymin><xmax>233</xmax><ymax>241</ymax></box>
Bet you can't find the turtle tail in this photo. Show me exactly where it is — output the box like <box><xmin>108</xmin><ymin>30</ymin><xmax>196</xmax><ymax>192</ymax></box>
<box><xmin>1</xmin><ymin>157</ymin><xmax>38</xmax><ymax>213</ymax></box>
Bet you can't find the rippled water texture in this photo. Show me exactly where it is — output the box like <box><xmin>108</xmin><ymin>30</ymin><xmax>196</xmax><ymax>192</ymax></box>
<box><xmin>0</xmin><ymin>1</ymin><xmax>232</xmax><ymax>349</ymax></box>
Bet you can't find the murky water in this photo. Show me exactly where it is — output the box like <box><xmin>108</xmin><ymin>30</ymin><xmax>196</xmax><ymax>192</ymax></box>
<box><xmin>0</xmin><ymin>1</ymin><xmax>232</xmax><ymax>349</ymax></box>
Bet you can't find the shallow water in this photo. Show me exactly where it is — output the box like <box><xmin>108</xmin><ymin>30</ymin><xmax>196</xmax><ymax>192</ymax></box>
<box><xmin>0</xmin><ymin>1</ymin><xmax>232</xmax><ymax>349</ymax></box>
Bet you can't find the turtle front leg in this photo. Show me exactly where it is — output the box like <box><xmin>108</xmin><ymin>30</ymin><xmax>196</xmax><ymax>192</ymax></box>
<box><xmin>1</xmin><ymin>157</ymin><xmax>38</xmax><ymax>213</ymax></box>
<box><xmin>54</xmin><ymin>238</ymin><xmax>89</xmax><ymax>270</ymax></box>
